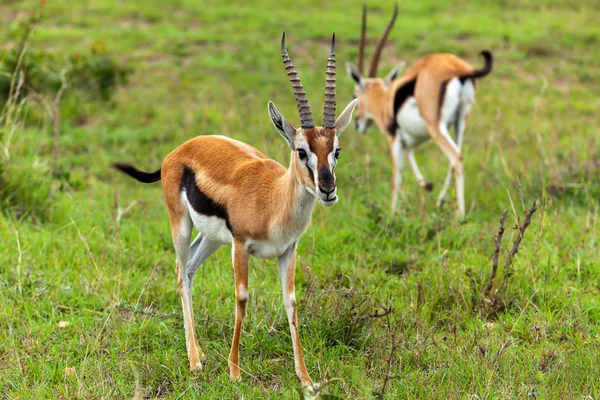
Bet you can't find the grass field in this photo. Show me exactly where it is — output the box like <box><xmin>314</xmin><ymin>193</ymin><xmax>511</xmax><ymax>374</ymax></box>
<box><xmin>1</xmin><ymin>0</ymin><xmax>599</xmax><ymax>398</ymax></box>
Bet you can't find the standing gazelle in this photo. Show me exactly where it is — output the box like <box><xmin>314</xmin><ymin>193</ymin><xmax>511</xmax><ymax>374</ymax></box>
<box><xmin>113</xmin><ymin>33</ymin><xmax>357</xmax><ymax>386</ymax></box>
<box><xmin>346</xmin><ymin>4</ymin><xmax>493</xmax><ymax>216</ymax></box>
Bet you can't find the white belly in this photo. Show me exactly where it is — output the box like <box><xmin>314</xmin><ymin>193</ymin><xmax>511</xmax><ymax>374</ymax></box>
<box><xmin>397</xmin><ymin>97</ymin><xmax>430</xmax><ymax>148</ymax></box>
<box><xmin>245</xmin><ymin>222</ymin><xmax>309</xmax><ymax>259</ymax></box>
<box><xmin>187</xmin><ymin>206</ymin><xmax>233</xmax><ymax>244</ymax></box>
<box><xmin>245</xmin><ymin>240</ymin><xmax>294</xmax><ymax>259</ymax></box>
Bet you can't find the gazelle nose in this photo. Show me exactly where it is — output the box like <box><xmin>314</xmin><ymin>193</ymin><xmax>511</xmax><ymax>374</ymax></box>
<box><xmin>319</xmin><ymin>186</ymin><xmax>336</xmax><ymax>195</ymax></box>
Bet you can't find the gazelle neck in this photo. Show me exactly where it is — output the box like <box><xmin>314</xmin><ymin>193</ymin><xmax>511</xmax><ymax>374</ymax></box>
<box><xmin>276</xmin><ymin>152</ymin><xmax>317</xmax><ymax>227</ymax></box>
<box><xmin>368</xmin><ymin>83</ymin><xmax>396</xmax><ymax>136</ymax></box>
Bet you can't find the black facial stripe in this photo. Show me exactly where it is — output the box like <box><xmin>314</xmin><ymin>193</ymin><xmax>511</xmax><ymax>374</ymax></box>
<box><xmin>181</xmin><ymin>166</ymin><xmax>233</xmax><ymax>233</ymax></box>
<box><xmin>437</xmin><ymin>80</ymin><xmax>449</xmax><ymax>119</ymax></box>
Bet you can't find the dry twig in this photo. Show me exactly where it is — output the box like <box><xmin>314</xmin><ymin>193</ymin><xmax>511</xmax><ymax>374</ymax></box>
<box><xmin>27</xmin><ymin>68</ymin><xmax>69</xmax><ymax>172</ymax></box>
<box><xmin>378</xmin><ymin>331</ymin><xmax>397</xmax><ymax>399</ymax></box>
<box><xmin>358</xmin><ymin>306</ymin><xmax>395</xmax><ymax>321</ymax></box>
<box><xmin>481</xmin><ymin>202</ymin><xmax>538</xmax><ymax>313</ymax></box>
<box><xmin>500</xmin><ymin>201</ymin><xmax>538</xmax><ymax>290</ymax></box>
<box><xmin>483</xmin><ymin>210</ymin><xmax>508</xmax><ymax>297</ymax></box>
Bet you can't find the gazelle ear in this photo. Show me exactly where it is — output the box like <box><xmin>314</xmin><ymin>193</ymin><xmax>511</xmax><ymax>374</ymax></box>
<box><xmin>334</xmin><ymin>99</ymin><xmax>358</xmax><ymax>136</ymax></box>
<box><xmin>268</xmin><ymin>101</ymin><xmax>297</xmax><ymax>149</ymax></box>
<box><xmin>346</xmin><ymin>62</ymin><xmax>365</xmax><ymax>92</ymax></box>
<box><xmin>385</xmin><ymin>61</ymin><xmax>406</xmax><ymax>86</ymax></box>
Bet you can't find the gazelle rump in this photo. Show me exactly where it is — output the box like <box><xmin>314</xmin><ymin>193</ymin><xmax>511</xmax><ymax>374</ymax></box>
<box><xmin>113</xmin><ymin>33</ymin><xmax>357</xmax><ymax>386</ymax></box>
<box><xmin>346</xmin><ymin>4</ymin><xmax>493</xmax><ymax>216</ymax></box>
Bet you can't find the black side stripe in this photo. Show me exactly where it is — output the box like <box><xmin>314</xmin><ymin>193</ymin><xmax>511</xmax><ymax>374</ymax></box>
<box><xmin>387</xmin><ymin>78</ymin><xmax>417</xmax><ymax>137</ymax></box>
<box><xmin>181</xmin><ymin>166</ymin><xmax>233</xmax><ymax>233</ymax></box>
<box><xmin>437</xmin><ymin>80</ymin><xmax>449</xmax><ymax>119</ymax></box>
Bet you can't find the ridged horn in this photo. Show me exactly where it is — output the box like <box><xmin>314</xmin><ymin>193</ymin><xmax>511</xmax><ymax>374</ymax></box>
<box><xmin>358</xmin><ymin>4</ymin><xmax>367</xmax><ymax>74</ymax></box>
<box><xmin>323</xmin><ymin>33</ymin><xmax>336</xmax><ymax>129</ymax></box>
<box><xmin>281</xmin><ymin>32</ymin><xmax>314</xmax><ymax>128</ymax></box>
<box><xmin>368</xmin><ymin>3</ymin><xmax>398</xmax><ymax>77</ymax></box>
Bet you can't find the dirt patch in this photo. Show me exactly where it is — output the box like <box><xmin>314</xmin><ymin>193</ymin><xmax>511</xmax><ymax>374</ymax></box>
<box><xmin>526</xmin><ymin>44</ymin><xmax>554</xmax><ymax>58</ymax></box>
<box><xmin>455</xmin><ymin>33</ymin><xmax>471</xmax><ymax>42</ymax></box>
<box><xmin>554</xmin><ymin>78</ymin><xmax>570</xmax><ymax>93</ymax></box>
<box><xmin>119</xmin><ymin>16</ymin><xmax>155</xmax><ymax>30</ymax></box>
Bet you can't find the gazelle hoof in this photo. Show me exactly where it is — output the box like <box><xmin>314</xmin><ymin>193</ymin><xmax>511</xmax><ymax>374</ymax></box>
<box><xmin>424</xmin><ymin>182</ymin><xmax>434</xmax><ymax>192</ymax></box>
<box><xmin>300</xmin><ymin>378</ymin><xmax>314</xmax><ymax>389</ymax></box>
<box><xmin>229</xmin><ymin>359</ymin><xmax>241</xmax><ymax>381</ymax></box>
<box><xmin>189</xmin><ymin>359</ymin><xmax>203</xmax><ymax>372</ymax></box>
<box><xmin>229</xmin><ymin>368</ymin><xmax>241</xmax><ymax>381</ymax></box>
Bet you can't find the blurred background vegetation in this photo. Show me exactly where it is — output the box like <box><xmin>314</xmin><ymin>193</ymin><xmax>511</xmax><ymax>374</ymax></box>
<box><xmin>0</xmin><ymin>0</ymin><xmax>599</xmax><ymax>398</ymax></box>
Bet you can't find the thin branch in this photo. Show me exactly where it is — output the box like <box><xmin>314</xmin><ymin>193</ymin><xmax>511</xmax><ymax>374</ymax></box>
<box><xmin>50</xmin><ymin>69</ymin><xmax>69</xmax><ymax>171</ymax></box>
<box><xmin>378</xmin><ymin>332</ymin><xmax>397</xmax><ymax>399</ymax></box>
<box><xmin>369</xmin><ymin>307</ymin><xmax>395</xmax><ymax>319</ymax></box>
<box><xmin>26</xmin><ymin>68</ymin><xmax>68</xmax><ymax>173</ymax></box>
<box><xmin>483</xmin><ymin>210</ymin><xmax>507</xmax><ymax>297</ymax></box>
<box><xmin>15</xmin><ymin>231</ymin><xmax>23</xmax><ymax>295</ymax></box>
<box><xmin>503</xmin><ymin>201</ymin><xmax>538</xmax><ymax>272</ymax></box>
<box><xmin>3</xmin><ymin>13</ymin><xmax>36</xmax><ymax>132</ymax></box>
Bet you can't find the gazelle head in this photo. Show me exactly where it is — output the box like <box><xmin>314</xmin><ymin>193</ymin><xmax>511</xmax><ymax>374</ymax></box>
<box><xmin>268</xmin><ymin>33</ymin><xmax>357</xmax><ymax>207</ymax></box>
<box><xmin>346</xmin><ymin>4</ymin><xmax>405</xmax><ymax>134</ymax></box>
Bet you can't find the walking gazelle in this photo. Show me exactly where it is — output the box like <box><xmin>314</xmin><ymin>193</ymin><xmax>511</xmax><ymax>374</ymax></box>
<box><xmin>346</xmin><ymin>4</ymin><xmax>493</xmax><ymax>216</ymax></box>
<box><xmin>113</xmin><ymin>33</ymin><xmax>357</xmax><ymax>386</ymax></box>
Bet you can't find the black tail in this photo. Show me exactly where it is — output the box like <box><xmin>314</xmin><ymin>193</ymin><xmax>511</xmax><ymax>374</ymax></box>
<box><xmin>112</xmin><ymin>162</ymin><xmax>161</xmax><ymax>183</ymax></box>
<box><xmin>460</xmin><ymin>50</ymin><xmax>493</xmax><ymax>80</ymax></box>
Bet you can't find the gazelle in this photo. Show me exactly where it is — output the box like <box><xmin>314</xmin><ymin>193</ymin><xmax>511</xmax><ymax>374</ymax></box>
<box><xmin>346</xmin><ymin>4</ymin><xmax>493</xmax><ymax>216</ymax></box>
<box><xmin>113</xmin><ymin>33</ymin><xmax>357</xmax><ymax>386</ymax></box>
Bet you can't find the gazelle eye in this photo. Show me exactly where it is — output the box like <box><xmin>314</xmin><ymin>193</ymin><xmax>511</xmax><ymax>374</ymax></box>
<box><xmin>297</xmin><ymin>149</ymin><xmax>307</xmax><ymax>160</ymax></box>
<box><xmin>334</xmin><ymin>148</ymin><xmax>340</xmax><ymax>159</ymax></box>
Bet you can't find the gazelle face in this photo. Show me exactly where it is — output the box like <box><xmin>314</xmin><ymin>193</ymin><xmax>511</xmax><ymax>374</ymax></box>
<box><xmin>347</xmin><ymin>62</ymin><xmax>404</xmax><ymax>135</ymax></box>
<box><xmin>293</xmin><ymin>127</ymin><xmax>340</xmax><ymax>206</ymax></box>
<box><xmin>267</xmin><ymin>100</ymin><xmax>357</xmax><ymax>207</ymax></box>
<box><xmin>351</xmin><ymin>79</ymin><xmax>387</xmax><ymax>134</ymax></box>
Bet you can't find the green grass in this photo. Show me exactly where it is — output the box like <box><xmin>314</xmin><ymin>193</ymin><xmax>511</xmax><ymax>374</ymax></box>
<box><xmin>1</xmin><ymin>0</ymin><xmax>599</xmax><ymax>398</ymax></box>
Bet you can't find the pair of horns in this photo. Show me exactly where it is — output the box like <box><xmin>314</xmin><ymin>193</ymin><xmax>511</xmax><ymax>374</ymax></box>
<box><xmin>358</xmin><ymin>3</ymin><xmax>398</xmax><ymax>78</ymax></box>
<box><xmin>281</xmin><ymin>32</ymin><xmax>336</xmax><ymax>129</ymax></box>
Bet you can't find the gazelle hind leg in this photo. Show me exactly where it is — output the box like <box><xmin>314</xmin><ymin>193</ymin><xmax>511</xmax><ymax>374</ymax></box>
<box><xmin>182</xmin><ymin>233</ymin><xmax>222</xmax><ymax>363</ymax></box>
<box><xmin>436</xmin><ymin>167</ymin><xmax>453</xmax><ymax>207</ymax></box>
<box><xmin>437</xmin><ymin>85</ymin><xmax>473</xmax><ymax>208</ymax></box>
<box><xmin>426</xmin><ymin>121</ymin><xmax>465</xmax><ymax>216</ymax></box>
<box><xmin>436</xmin><ymin>118</ymin><xmax>462</xmax><ymax>207</ymax></box>
<box><xmin>171</xmin><ymin>211</ymin><xmax>204</xmax><ymax>371</ymax></box>
<box><xmin>390</xmin><ymin>136</ymin><xmax>404</xmax><ymax>212</ymax></box>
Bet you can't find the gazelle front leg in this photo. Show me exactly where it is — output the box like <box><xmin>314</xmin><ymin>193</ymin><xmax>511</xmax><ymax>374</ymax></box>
<box><xmin>278</xmin><ymin>243</ymin><xmax>312</xmax><ymax>387</ymax></box>
<box><xmin>228</xmin><ymin>238</ymin><xmax>249</xmax><ymax>381</ymax></box>
<box><xmin>406</xmin><ymin>149</ymin><xmax>434</xmax><ymax>192</ymax></box>
<box><xmin>437</xmin><ymin>117</ymin><xmax>466</xmax><ymax>207</ymax></box>
<box><xmin>390</xmin><ymin>135</ymin><xmax>404</xmax><ymax>212</ymax></box>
